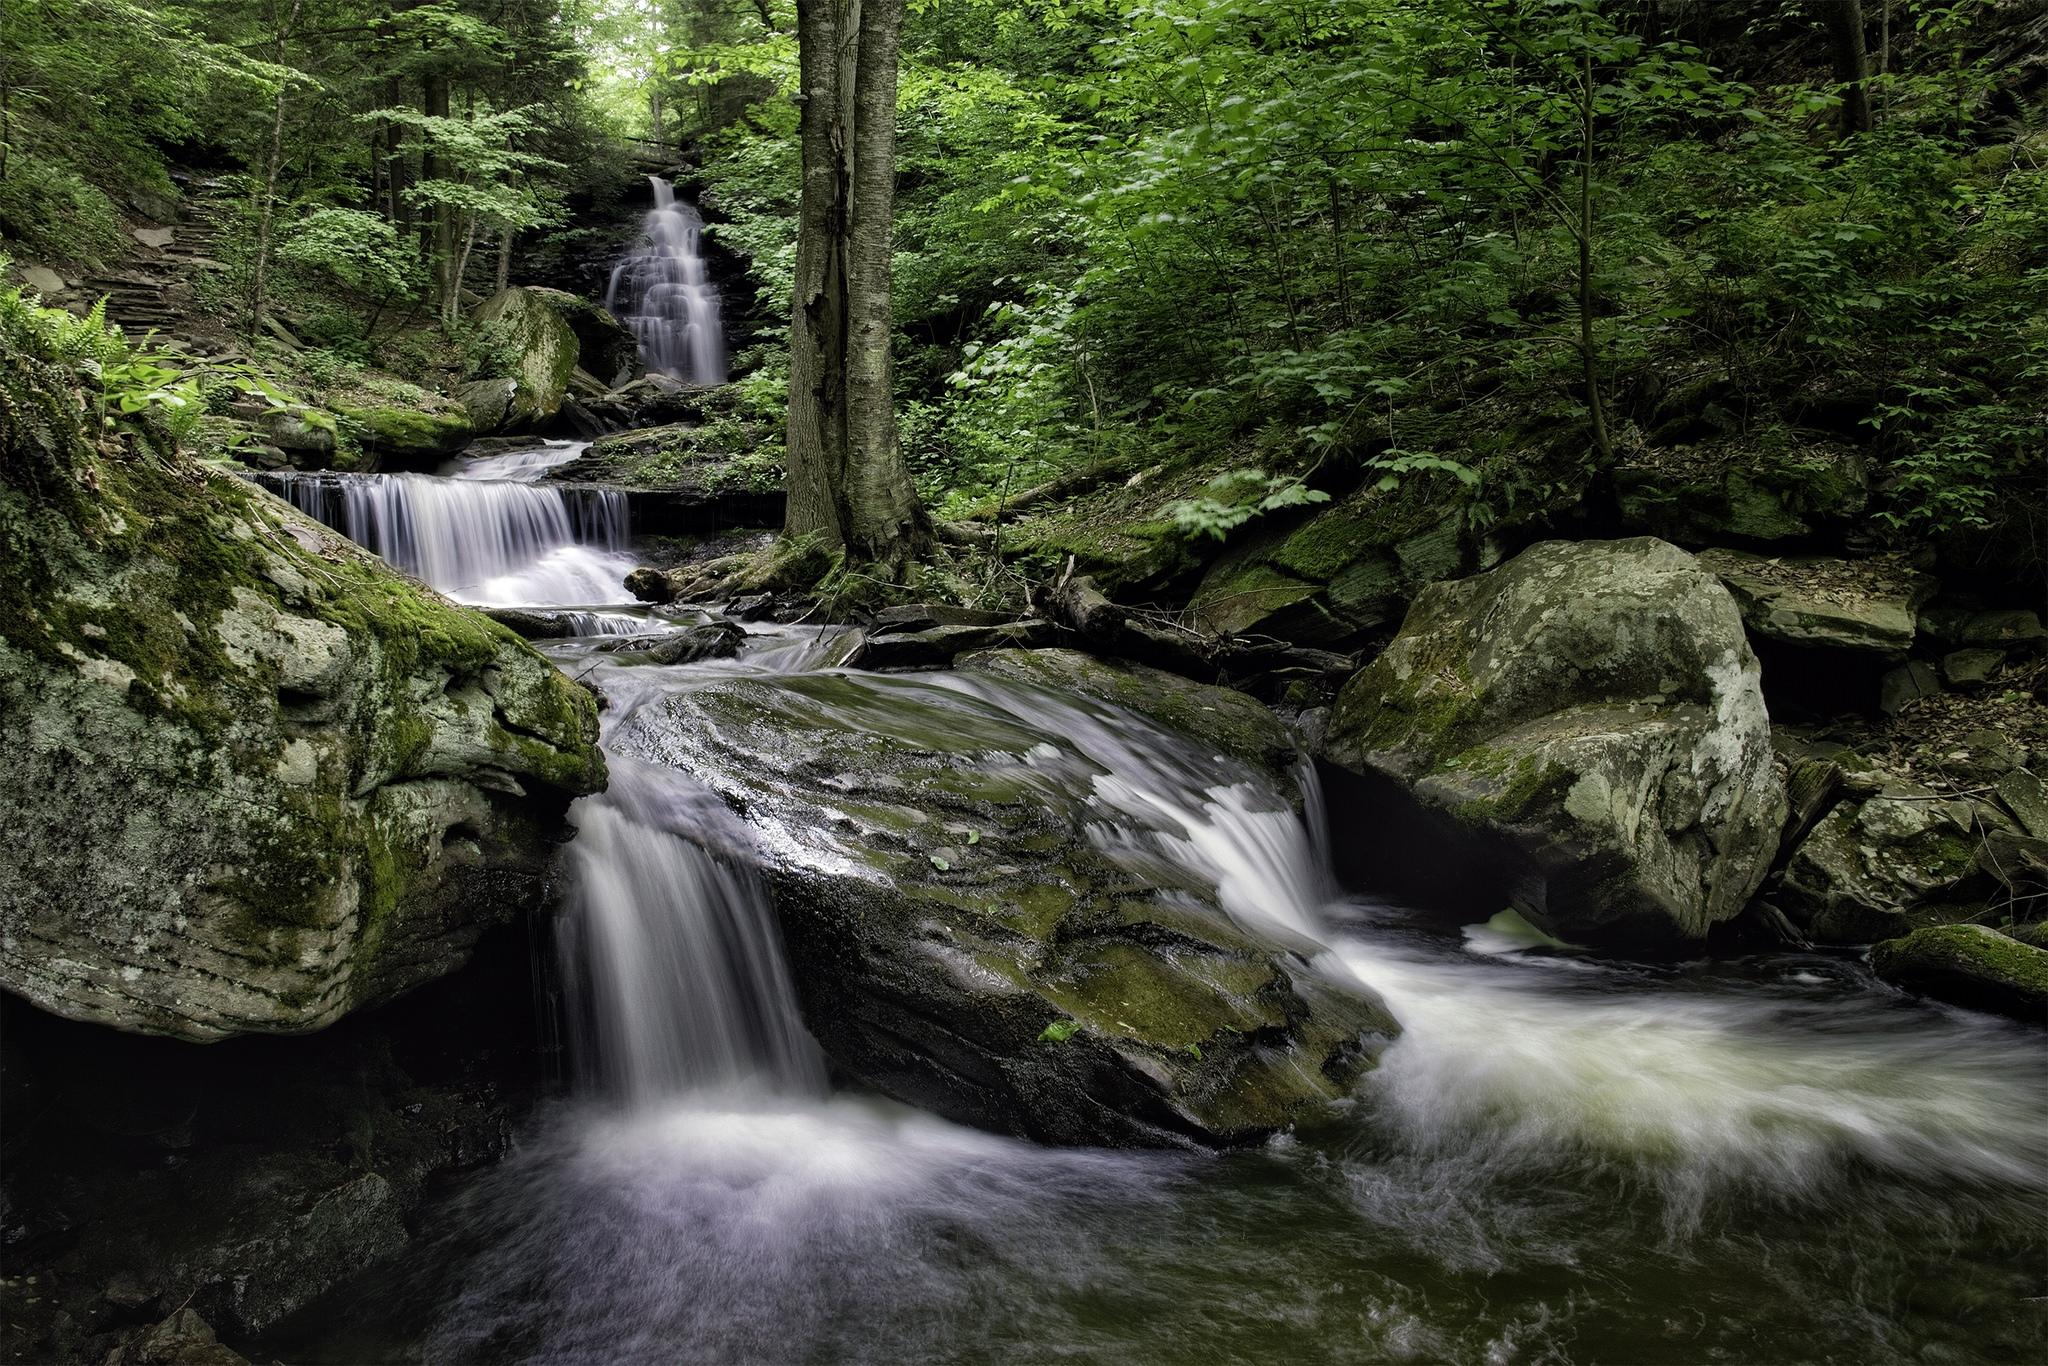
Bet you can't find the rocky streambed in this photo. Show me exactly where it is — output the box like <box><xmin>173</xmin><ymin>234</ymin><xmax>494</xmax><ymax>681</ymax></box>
<box><xmin>4</xmin><ymin>362</ymin><xmax>2045</xmax><ymax>1361</ymax></box>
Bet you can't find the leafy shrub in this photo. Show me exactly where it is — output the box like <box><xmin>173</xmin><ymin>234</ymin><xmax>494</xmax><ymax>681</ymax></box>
<box><xmin>0</xmin><ymin>154</ymin><xmax>125</xmax><ymax>265</ymax></box>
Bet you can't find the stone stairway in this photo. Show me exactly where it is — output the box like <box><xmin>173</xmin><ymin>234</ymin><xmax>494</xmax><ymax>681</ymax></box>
<box><xmin>79</xmin><ymin>178</ymin><xmax>238</xmax><ymax>351</ymax></box>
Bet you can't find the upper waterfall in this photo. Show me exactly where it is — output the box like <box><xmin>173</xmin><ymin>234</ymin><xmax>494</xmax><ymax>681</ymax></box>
<box><xmin>606</xmin><ymin>175</ymin><xmax>728</xmax><ymax>385</ymax></box>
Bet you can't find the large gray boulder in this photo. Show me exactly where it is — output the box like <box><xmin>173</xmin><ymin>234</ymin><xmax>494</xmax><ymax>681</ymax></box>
<box><xmin>1870</xmin><ymin>924</ymin><xmax>2048</xmax><ymax>1022</ymax></box>
<box><xmin>0</xmin><ymin>386</ymin><xmax>607</xmax><ymax>1041</ymax></box>
<box><xmin>474</xmin><ymin>286</ymin><xmax>584</xmax><ymax>426</ymax></box>
<box><xmin>1324</xmin><ymin>537</ymin><xmax>1786</xmax><ymax>947</ymax></box>
<box><xmin>613</xmin><ymin>647</ymin><xmax>1397</xmax><ymax>1147</ymax></box>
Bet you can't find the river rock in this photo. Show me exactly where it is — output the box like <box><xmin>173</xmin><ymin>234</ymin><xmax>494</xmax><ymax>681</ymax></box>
<box><xmin>845</xmin><ymin>620</ymin><xmax>1063</xmax><ymax>670</ymax></box>
<box><xmin>20</xmin><ymin>264</ymin><xmax>68</xmax><ymax>298</ymax></box>
<box><xmin>475</xmin><ymin>286</ymin><xmax>584</xmax><ymax>425</ymax></box>
<box><xmin>1694</xmin><ymin>549</ymin><xmax>1935</xmax><ymax>656</ymax></box>
<box><xmin>614</xmin><ymin>648</ymin><xmax>1398</xmax><ymax>1147</ymax></box>
<box><xmin>1187</xmin><ymin>492</ymin><xmax>1474</xmax><ymax>646</ymax></box>
<box><xmin>578</xmin><ymin>374</ymin><xmax>711</xmax><ymax>430</ymax></box>
<box><xmin>1879</xmin><ymin>660</ymin><xmax>1943</xmax><ymax>716</ymax></box>
<box><xmin>550</xmin><ymin>295</ymin><xmax>641</xmax><ymax>388</ymax></box>
<box><xmin>1918</xmin><ymin>605</ymin><xmax>2048</xmax><ymax>652</ymax></box>
<box><xmin>456</xmin><ymin>376</ymin><xmax>519</xmax><ymax>434</ymax></box>
<box><xmin>1997</xmin><ymin>768</ymin><xmax>2048</xmax><ymax>840</ymax></box>
<box><xmin>102</xmin><ymin>1309</ymin><xmax>248</xmax><ymax>1365</ymax></box>
<box><xmin>256</xmin><ymin>406</ymin><xmax>337</xmax><ymax>464</ymax></box>
<box><xmin>0</xmin><ymin>371</ymin><xmax>606</xmax><ymax>1041</ymax></box>
<box><xmin>1943</xmin><ymin>648</ymin><xmax>2006</xmax><ymax>688</ymax></box>
<box><xmin>1775</xmin><ymin>785</ymin><xmax>2004</xmax><ymax>942</ymax></box>
<box><xmin>1613</xmin><ymin>441</ymin><xmax>1868</xmax><ymax>547</ymax></box>
<box><xmin>335</xmin><ymin>401</ymin><xmax>472</xmax><ymax>465</ymax></box>
<box><xmin>1323</xmin><ymin>537</ymin><xmax>1785</xmax><ymax>947</ymax></box>
<box><xmin>1869</xmin><ymin>924</ymin><xmax>2048</xmax><ymax>1022</ymax></box>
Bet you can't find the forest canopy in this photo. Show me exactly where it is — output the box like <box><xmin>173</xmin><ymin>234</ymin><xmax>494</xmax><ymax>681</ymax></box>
<box><xmin>1</xmin><ymin>0</ymin><xmax>2042</xmax><ymax>578</ymax></box>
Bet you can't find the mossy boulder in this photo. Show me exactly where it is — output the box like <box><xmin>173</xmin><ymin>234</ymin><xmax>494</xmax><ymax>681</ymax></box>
<box><xmin>1869</xmin><ymin>924</ymin><xmax>2048</xmax><ymax>1022</ymax></box>
<box><xmin>1613</xmin><ymin>438</ymin><xmax>1869</xmax><ymax>547</ymax></box>
<box><xmin>474</xmin><ymin>286</ymin><xmax>584</xmax><ymax>426</ymax></box>
<box><xmin>1188</xmin><ymin>483</ymin><xmax>1477</xmax><ymax>646</ymax></box>
<box><xmin>0</xmin><ymin>375</ymin><xmax>606</xmax><ymax>1041</ymax></box>
<box><xmin>550</xmin><ymin>294</ymin><xmax>640</xmax><ymax>387</ymax></box>
<box><xmin>611</xmin><ymin>648</ymin><xmax>1397</xmax><ymax>1147</ymax></box>
<box><xmin>1776</xmin><ymin>786</ymin><xmax>2006</xmax><ymax>942</ymax></box>
<box><xmin>1323</xmin><ymin>538</ymin><xmax>1786</xmax><ymax>947</ymax></box>
<box><xmin>334</xmin><ymin>401</ymin><xmax>473</xmax><ymax>465</ymax></box>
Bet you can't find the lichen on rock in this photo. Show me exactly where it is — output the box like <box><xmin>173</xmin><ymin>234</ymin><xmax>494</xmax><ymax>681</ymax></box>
<box><xmin>1323</xmin><ymin>537</ymin><xmax>1786</xmax><ymax>946</ymax></box>
<box><xmin>0</xmin><ymin>360</ymin><xmax>606</xmax><ymax>1040</ymax></box>
<box><xmin>611</xmin><ymin>648</ymin><xmax>1397</xmax><ymax>1147</ymax></box>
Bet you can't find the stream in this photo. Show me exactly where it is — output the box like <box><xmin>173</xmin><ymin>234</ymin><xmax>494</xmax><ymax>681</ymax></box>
<box><xmin>261</xmin><ymin>443</ymin><xmax>2047</xmax><ymax>1364</ymax></box>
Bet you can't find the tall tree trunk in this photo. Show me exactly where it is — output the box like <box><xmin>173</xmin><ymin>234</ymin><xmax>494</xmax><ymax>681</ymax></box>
<box><xmin>843</xmin><ymin>0</ymin><xmax>923</xmax><ymax>566</ymax></box>
<box><xmin>1577</xmin><ymin>42</ymin><xmax>1612</xmax><ymax>465</ymax></box>
<box><xmin>496</xmin><ymin>227</ymin><xmax>513</xmax><ymax>293</ymax></box>
<box><xmin>248</xmin><ymin>0</ymin><xmax>305</xmax><ymax>333</ymax></box>
<box><xmin>784</xmin><ymin>0</ymin><xmax>926</xmax><ymax>570</ymax></box>
<box><xmin>785</xmin><ymin>0</ymin><xmax>850</xmax><ymax>547</ymax></box>
<box><xmin>422</xmin><ymin>71</ymin><xmax>454</xmax><ymax>316</ymax></box>
<box><xmin>1820</xmin><ymin>0</ymin><xmax>1873</xmax><ymax>137</ymax></box>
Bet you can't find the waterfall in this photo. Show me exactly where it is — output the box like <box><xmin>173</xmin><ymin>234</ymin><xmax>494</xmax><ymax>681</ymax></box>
<box><xmin>560</xmin><ymin>757</ymin><xmax>826</xmax><ymax>1106</ymax></box>
<box><xmin>257</xmin><ymin>469</ymin><xmax>632</xmax><ymax>607</ymax></box>
<box><xmin>606</xmin><ymin>176</ymin><xmax>728</xmax><ymax>385</ymax></box>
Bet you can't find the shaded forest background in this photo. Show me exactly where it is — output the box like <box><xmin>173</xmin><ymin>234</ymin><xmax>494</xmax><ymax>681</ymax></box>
<box><xmin>3</xmin><ymin>0</ymin><xmax>2044</xmax><ymax>598</ymax></box>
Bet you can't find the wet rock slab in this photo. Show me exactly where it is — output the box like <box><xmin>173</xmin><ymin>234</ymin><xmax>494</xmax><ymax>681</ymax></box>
<box><xmin>611</xmin><ymin>647</ymin><xmax>1398</xmax><ymax>1147</ymax></box>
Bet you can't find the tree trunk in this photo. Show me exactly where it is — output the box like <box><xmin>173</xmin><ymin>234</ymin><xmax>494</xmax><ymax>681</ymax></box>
<box><xmin>842</xmin><ymin>0</ymin><xmax>923</xmax><ymax>567</ymax></box>
<box><xmin>784</xmin><ymin>0</ymin><xmax>927</xmax><ymax>571</ymax></box>
<box><xmin>496</xmin><ymin>226</ymin><xmax>513</xmax><ymax>292</ymax></box>
<box><xmin>248</xmin><ymin>0</ymin><xmax>304</xmax><ymax>334</ymax></box>
<box><xmin>1820</xmin><ymin>0</ymin><xmax>1873</xmax><ymax>137</ymax></box>
<box><xmin>1577</xmin><ymin>42</ymin><xmax>1612</xmax><ymax>465</ymax></box>
<box><xmin>423</xmin><ymin>71</ymin><xmax>455</xmax><ymax>317</ymax></box>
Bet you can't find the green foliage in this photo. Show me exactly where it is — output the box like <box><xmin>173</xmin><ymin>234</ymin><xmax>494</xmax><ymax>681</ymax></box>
<box><xmin>669</xmin><ymin>0</ymin><xmax>2042</xmax><ymax>567</ymax></box>
<box><xmin>1162</xmin><ymin>470</ymin><xmax>1331</xmax><ymax>541</ymax></box>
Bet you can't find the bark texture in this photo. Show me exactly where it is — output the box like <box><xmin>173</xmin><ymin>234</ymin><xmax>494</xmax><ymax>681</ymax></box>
<box><xmin>1820</xmin><ymin>0</ymin><xmax>1874</xmax><ymax>136</ymax></box>
<box><xmin>785</xmin><ymin>0</ymin><xmax>927</xmax><ymax>573</ymax></box>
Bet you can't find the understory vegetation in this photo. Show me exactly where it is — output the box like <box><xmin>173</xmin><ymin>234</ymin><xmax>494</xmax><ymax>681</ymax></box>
<box><xmin>1</xmin><ymin>0</ymin><xmax>2042</xmax><ymax>591</ymax></box>
<box><xmin>676</xmin><ymin>0</ymin><xmax>2046</xmax><ymax>581</ymax></box>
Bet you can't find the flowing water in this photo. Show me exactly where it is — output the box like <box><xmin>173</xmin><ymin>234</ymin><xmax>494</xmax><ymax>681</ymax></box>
<box><xmin>606</xmin><ymin>176</ymin><xmax>728</xmax><ymax>385</ymax></box>
<box><xmin>268</xmin><ymin>450</ymin><xmax>2048</xmax><ymax>1365</ymax></box>
<box><xmin>257</xmin><ymin>444</ymin><xmax>633</xmax><ymax>608</ymax></box>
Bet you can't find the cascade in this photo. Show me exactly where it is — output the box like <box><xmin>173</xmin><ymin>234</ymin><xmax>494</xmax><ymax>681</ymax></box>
<box><xmin>257</xmin><ymin>466</ymin><xmax>631</xmax><ymax>607</ymax></box>
<box><xmin>250</xmin><ymin>431</ymin><xmax>2048</xmax><ymax>1366</ymax></box>
<box><xmin>606</xmin><ymin>176</ymin><xmax>728</xmax><ymax>385</ymax></box>
<box><xmin>561</xmin><ymin>755</ymin><xmax>825</xmax><ymax>1105</ymax></box>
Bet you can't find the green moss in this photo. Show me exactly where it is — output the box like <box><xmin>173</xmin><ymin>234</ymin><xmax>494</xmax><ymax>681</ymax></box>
<box><xmin>1041</xmin><ymin>940</ymin><xmax>1284</xmax><ymax>1049</ymax></box>
<box><xmin>335</xmin><ymin>404</ymin><xmax>472</xmax><ymax>458</ymax></box>
<box><xmin>1870</xmin><ymin>924</ymin><xmax>2048</xmax><ymax>1013</ymax></box>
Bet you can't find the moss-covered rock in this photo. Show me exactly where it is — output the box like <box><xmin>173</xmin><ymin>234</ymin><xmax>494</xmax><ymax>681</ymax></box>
<box><xmin>549</xmin><ymin>293</ymin><xmax>640</xmax><ymax>387</ymax></box>
<box><xmin>474</xmin><ymin>286</ymin><xmax>583</xmax><ymax>426</ymax></box>
<box><xmin>1869</xmin><ymin>924</ymin><xmax>2048</xmax><ymax>1022</ymax></box>
<box><xmin>1323</xmin><ymin>537</ymin><xmax>1786</xmax><ymax>947</ymax></box>
<box><xmin>0</xmin><ymin>367</ymin><xmax>605</xmax><ymax>1041</ymax></box>
<box><xmin>1776</xmin><ymin>786</ymin><xmax>2006</xmax><ymax>941</ymax></box>
<box><xmin>1187</xmin><ymin>481</ymin><xmax>1478</xmax><ymax>645</ymax></box>
<box><xmin>334</xmin><ymin>401</ymin><xmax>472</xmax><ymax>464</ymax></box>
<box><xmin>613</xmin><ymin>650</ymin><xmax>1396</xmax><ymax>1147</ymax></box>
<box><xmin>1613</xmin><ymin>438</ymin><xmax>1869</xmax><ymax>547</ymax></box>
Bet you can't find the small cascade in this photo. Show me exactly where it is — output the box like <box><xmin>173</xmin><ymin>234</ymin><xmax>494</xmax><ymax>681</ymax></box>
<box><xmin>606</xmin><ymin>176</ymin><xmax>728</xmax><ymax>385</ymax></box>
<box><xmin>560</xmin><ymin>757</ymin><xmax>826</xmax><ymax>1105</ymax></box>
<box><xmin>257</xmin><ymin>469</ymin><xmax>631</xmax><ymax>607</ymax></box>
<box><xmin>445</xmin><ymin>439</ymin><xmax>591</xmax><ymax>484</ymax></box>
